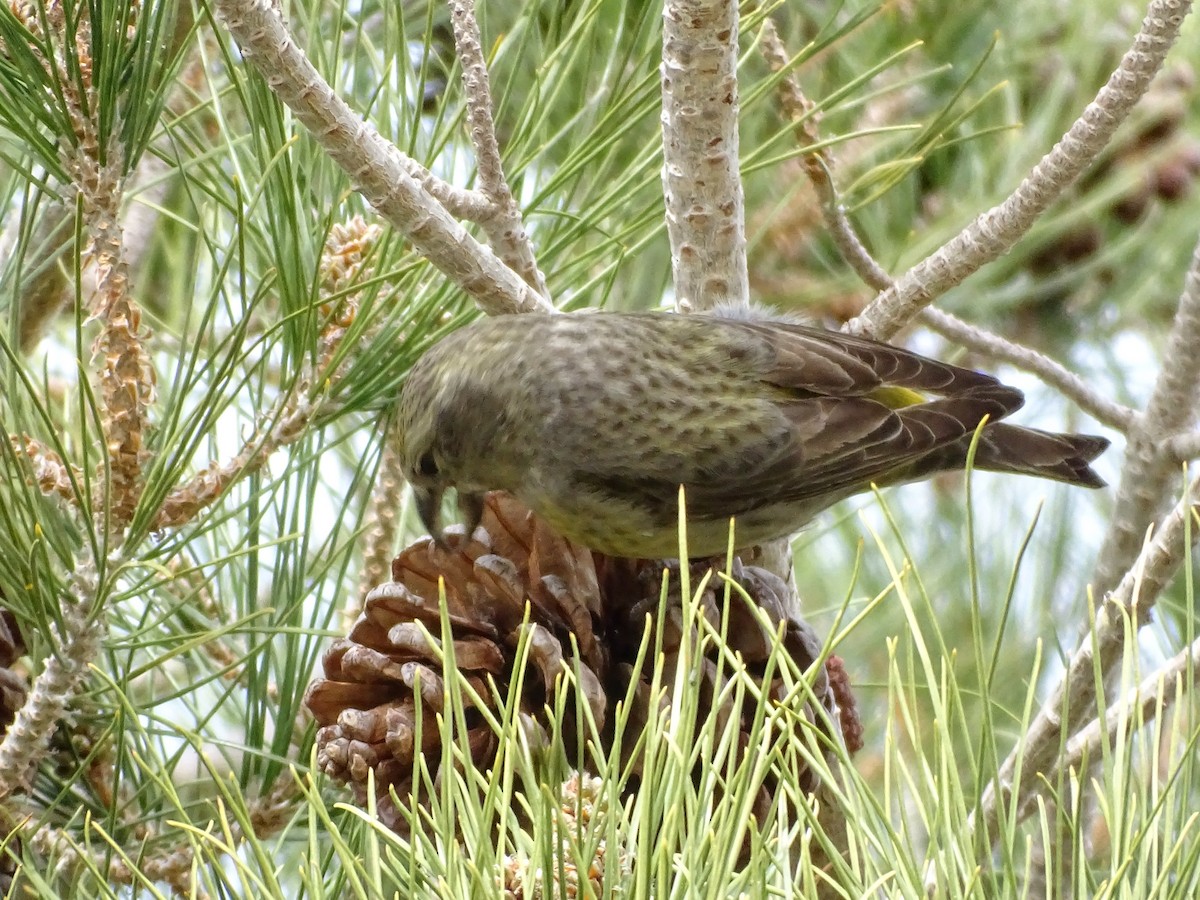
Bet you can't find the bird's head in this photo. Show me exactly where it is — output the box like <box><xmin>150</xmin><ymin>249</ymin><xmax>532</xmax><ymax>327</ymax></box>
<box><xmin>396</xmin><ymin>335</ymin><xmax>518</xmax><ymax>546</ymax></box>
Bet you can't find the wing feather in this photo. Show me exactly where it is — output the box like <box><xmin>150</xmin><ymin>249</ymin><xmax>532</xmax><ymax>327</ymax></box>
<box><xmin>569</xmin><ymin>314</ymin><xmax>1027</xmax><ymax>525</ymax></box>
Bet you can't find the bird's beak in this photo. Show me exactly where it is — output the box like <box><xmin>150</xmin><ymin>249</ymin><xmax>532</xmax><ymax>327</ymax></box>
<box><xmin>414</xmin><ymin>486</ymin><xmax>445</xmax><ymax>548</ymax></box>
<box><xmin>458</xmin><ymin>491</ymin><xmax>485</xmax><ymax>540</ymax></box>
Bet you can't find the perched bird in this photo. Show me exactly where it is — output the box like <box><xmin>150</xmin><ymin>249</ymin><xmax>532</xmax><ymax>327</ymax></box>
<box><xmin>396</xmin><ymin>309</ymin><xmax>1108</xmax><ymax>559</ymax></box>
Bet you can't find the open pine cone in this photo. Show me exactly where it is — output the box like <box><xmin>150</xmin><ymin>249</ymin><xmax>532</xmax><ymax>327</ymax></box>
<box><xmin>306</xmin><ymin>493</ymin><xmax>854</xmax><ymax>833</ymax></box>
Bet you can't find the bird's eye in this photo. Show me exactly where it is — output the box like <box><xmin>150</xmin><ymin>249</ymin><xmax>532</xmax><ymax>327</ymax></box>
<box><xmin>417</xmin><ymin>452</ymin><xmax>439</xmax><ymax>478</ymax></box>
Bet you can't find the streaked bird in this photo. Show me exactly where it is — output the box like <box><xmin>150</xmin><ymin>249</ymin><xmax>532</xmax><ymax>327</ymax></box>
<box><xmin>396</xmin><ymin>309</ymin><xmax>1108</xmax><ymax>558</ymax></box>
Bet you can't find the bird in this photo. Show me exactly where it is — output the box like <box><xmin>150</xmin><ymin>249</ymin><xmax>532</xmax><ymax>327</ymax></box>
<box><xmin>395</xmin><ymin>308</ymin><xmax>1109</xmax><ymax>559</ymax></box>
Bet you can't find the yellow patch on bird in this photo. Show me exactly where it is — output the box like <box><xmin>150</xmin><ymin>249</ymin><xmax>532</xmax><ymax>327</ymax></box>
<box><xmin>868</xmin><ymin>385</ymin><xmax>928</xmax><ymax>409</ymax></box>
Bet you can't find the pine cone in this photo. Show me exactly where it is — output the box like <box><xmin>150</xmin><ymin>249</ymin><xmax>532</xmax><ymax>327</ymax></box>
<box><xmin>307</xmin><ymin>493</ymin><xmax>608</xmax><ymax>832</ymax></box>
<box><xmin>307</xmin><ymin>493</ymin><xmax>849</xmax><ymax>834</ymax></box>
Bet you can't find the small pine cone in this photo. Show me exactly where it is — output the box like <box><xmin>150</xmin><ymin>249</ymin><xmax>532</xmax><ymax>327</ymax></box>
<box><xmin>0</xmin><ymin>609</ymin><xmax>28</xmax><ymax>736</ymax></box>
<box><xmin>502</xmin><ymin>773</ymin><xmax>615</xmax><ymax>899</ymax></box>
<box><xmin>306</xmin><ymin>493</ymin><xmax>608</xmax><ymax>832</ymax></box>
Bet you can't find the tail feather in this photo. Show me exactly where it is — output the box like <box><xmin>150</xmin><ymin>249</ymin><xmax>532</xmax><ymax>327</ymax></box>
<box><xmin>896</xmin><ymin>423</ymin><xmax>1110</xmax><ymax>488</ymax></box>
<box><xmin>972</xmin><ymin>424</ymin><xmax>1109</xmax><ymax>487</ymax></box>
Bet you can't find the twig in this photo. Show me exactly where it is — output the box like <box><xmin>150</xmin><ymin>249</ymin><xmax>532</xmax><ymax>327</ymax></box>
<box><xmin>660</xmin><ymin>0</ymin><xmax>802</xmax><ymax>612</ymax></box>
<box><xmin>1023</xmin><ymin>634</ymin><xmax>1200</xmax><ymax>822</ymax></box>
<box><xmin>758</xmin><ymin>20</ymin><xmax>890</xmax><ymax>293</ymax></box>
<box><xmin>213</xmin><ymin>0</ymin><xmax>550</xmax><ymax>316</ymax></box>
<box><xmin>155</xmin><ymin>379</ymin><xmax>324</xmax><ymax>530</ymax></box>
<box><xmin>662</xmin><ymin>7</ymin><xmax>855</xmax><ymax>877</ymax></box>
<box><xmin>1167</xmin><ymin>430</ymin><xmax>1200</xmax><ymax>461</ymax></box>
<box><xmin>11</xmin><ymin>4</ymin><xmax>196</xmax><ymax>355</ymax></box>
<box><xmin>79</xmin><ymin>157</ymin><xmax>156</xmax><ymax>529</ymax></box>
<box><xmin>846</xmin><ymin>0</ymin><xmax>1193</xmax><ymax>342</ymax></box>
<box><xmin>448</xmin><ymin>0</ymin><xmax>549</xmax><ymax>300</ymax></box>
<box><xmin>661</xmin><ymin>0</ymin><xmax>750</xmax><ymax>310</ymax></box>
<box><xmin>34</xmin><ymin>5</ymin><xmax>158</xmax><ymax>530</ymax></box>
<box><xmin>919</xmin><ymin>308</ymin><xmax>1139</xmax><ymax>432</ymax></box>
<box><xmin>0</xmin><ymin>560</ymin><xmax>103</xmax><ymax>801</ymax></box>
<box><xmin>1092</xmin><ymin>229</ymin><xmax>1200</xmax><ymax>594</ymax></box>
<box><xmin>760</xmin><ymin>21</ymin><xmax>1136</xmax><ymax>433</ymax></box>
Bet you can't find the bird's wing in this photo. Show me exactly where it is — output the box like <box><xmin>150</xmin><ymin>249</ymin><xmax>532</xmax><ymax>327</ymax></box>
<box><xmin>570</xmin><ymin>321</ymin><xmax>1024</xmax><ymax>523</ymax></box>
<box><xmin>683</xmin><ymin>384</ymin><xmax>1024</xmax><ymax>518</ymax></box>
<box><xmin>742</xmin><ymin>319</ymin><xmax>1002</xmax><ymax>395</ymax></box>
<box><xmin>574</xmin><ymin>385</ymin><xmax>1023</xmax><ymax>522</ymax></box>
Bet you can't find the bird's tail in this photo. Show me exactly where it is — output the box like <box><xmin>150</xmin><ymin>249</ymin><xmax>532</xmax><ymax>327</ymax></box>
<box><xmin>973</xmin><ymin>424</ymin><xmax>1110</xmax><ymax>487</ymax></box>
<box><xmin>898</xmin><ymin>423</ymin><xmax>1110</xmax><ymax>488</ymax></box>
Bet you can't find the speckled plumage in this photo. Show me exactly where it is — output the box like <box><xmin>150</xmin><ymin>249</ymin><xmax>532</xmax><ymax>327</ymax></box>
<box><xmin>396</xmin><ymin>310</ymin><xmax>1109</xmax><ymax>558</ymax></box>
